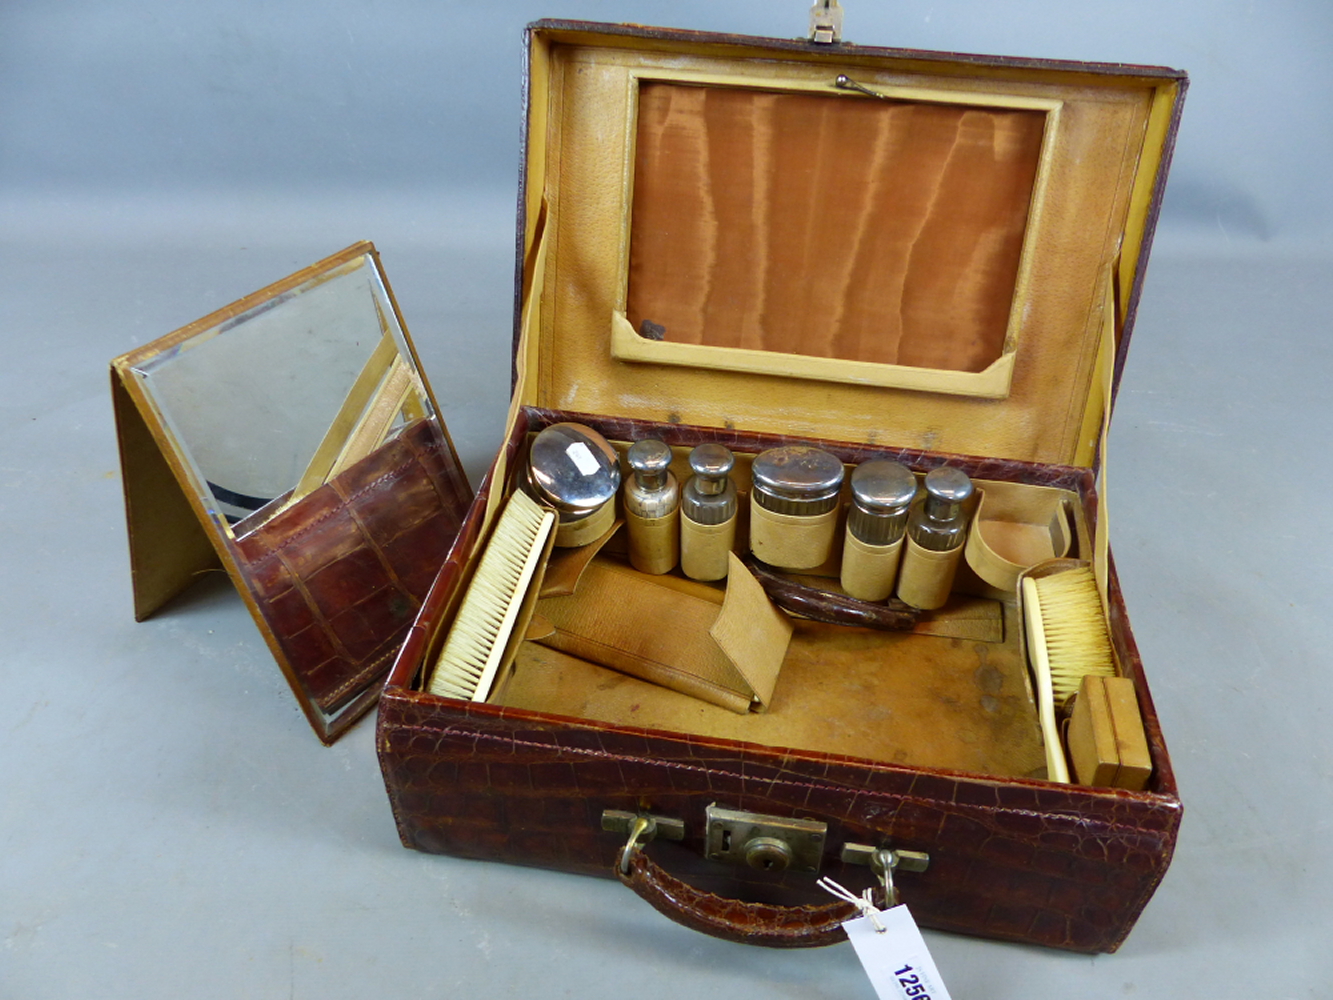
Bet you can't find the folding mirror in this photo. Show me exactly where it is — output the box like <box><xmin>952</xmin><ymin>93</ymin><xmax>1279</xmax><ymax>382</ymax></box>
<box><xmin>111</xmin><ymin>242</ymin><xmax>473</xmax><ymax>742</ymax></box>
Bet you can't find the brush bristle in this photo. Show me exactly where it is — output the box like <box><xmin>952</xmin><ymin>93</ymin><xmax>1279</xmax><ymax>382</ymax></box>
<box><xmin>1029</xmin><ymin>567</ymin><xmax>1115</xmax><ymax>705</ymax></box>
<box><xmin>427</xmin><ymin>490</ymin><xmax>554</xmax><ymax>702</ymax></box>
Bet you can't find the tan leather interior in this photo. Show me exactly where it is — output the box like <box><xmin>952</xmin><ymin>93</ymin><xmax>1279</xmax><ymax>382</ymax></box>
<box><xmin>498</xmin><ymin>601</ymin><xmax>1048</xmax><ymax>779</ymax></box>
<box><xmin>520</xmin><ymin>33</ymin><xmax>1179</xmax><ymax>467</ymax></box>
<box><xmin>460</xmin><ymin>27</ymin><xmax>1184</xmax><ymax>780</ymax></box>
<box><xmin>473</xmin><ymin>429</ymin><xmax>1087</xmax><ymax>779</ymax></box>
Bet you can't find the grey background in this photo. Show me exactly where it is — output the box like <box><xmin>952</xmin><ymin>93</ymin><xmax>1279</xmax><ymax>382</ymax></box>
<box><xmin>2</xmin><ymin>2</ymin><xmax>1330</xmax><ymax>997</ymax></box>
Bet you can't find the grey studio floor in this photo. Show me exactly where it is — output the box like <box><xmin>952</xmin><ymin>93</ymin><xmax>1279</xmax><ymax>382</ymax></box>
<box><xmin>2</xmin><ymin>2</ymin><xmax>1330</xmax><ymax>998</ymax></box>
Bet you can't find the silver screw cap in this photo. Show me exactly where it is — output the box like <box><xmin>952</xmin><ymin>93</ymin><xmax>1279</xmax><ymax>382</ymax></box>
<box><xmin>627</xmin><ymin>439</ymin><xmax>673</xmax><ymax>491</ymax></box>
<box><xmin>751</xmin><ymin>446</ymin><xmax>845</xmax><ymax>503</ymax></box>
<box><xmin>923</xmin><ymin>466</ymin><xmax>973</xmax><ymax>505</ymax></box>
<box><xmin>527</xmin><ymin>422</ymin><xmax>621</xmax><ymax>514</ymax></box>
<box><xmin>688</xmin><ymin>443</ymin><xmax>734</xmax><ymax>496</ymax></box>
<box><xmin>849</xmin><ymin>459</ymin><xmax>917</xmax><ymax>514</ymax></box>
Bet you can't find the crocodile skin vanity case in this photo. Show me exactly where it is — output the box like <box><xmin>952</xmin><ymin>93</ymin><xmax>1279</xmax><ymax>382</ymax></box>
<box><xmin>376</xmin><ymin>19</ymin><xmax>1188</xmax><ymax>953</ymax></box>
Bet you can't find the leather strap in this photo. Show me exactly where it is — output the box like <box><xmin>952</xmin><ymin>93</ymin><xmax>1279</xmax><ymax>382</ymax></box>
<box><xmin>741</xmin><ymin>553</ymin><xmax>921</xmax><ymax>631</ymax></box>
<box><xmin>617</xmin><ymin>850</ymin><xmax>861</xmax><ymax>948</ymax></box>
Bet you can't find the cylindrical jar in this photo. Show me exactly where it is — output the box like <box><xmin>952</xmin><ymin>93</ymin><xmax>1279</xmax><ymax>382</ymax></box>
<box><xmin>525</xmin><ymin>422</ymin><xmax>621</xmax><ymax>547</ymax></box>
<box><xmin>623</xmin><ymin>439</ymin><xmax>679</xmax><ymax>575</ymax></box>
<box><xmin>680</xmin><ymin>443</ymin><xmax>737</xmax><ymax>582</ymax></box>
<box><xmin>896</xmin><ymin>466</ymin><xmax>974</xmax><ymax>610</ymax></box>
<box><xmin>840</xmin><ymin>459</ymin><xmax>917</xmax><ymax>601</ymax></box>
<box><xmin>749</xmin><ymin>445</ymin><xmax>845</xmax><ymax>570</ymax></box>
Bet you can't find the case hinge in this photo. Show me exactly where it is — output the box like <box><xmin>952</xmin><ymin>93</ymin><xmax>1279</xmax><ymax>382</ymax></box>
<box><xmin>808</xmin><ymin>0</ymin><xmax>844</xmax><ymax>44</ymax></box>
<box><xmin>603</xmin><ymin>809</ymin><xmax>686</xmax><ymax>874</ymax></box>
<box><xmin>841</xmin><ymin>842</ymin><xmax>931</xmax><ymax>906</ymax></box>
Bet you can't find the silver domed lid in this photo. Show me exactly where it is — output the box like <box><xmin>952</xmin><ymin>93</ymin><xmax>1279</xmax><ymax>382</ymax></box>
<box><xmin>849</xmin><ymin>459</ymin><xmax>917</xmax><ymax>513</ymax></box>
<box><xmin>751</xmin><ymin>445</ymin><xmax>845</xmax><ymax>503</ymax></box>
<box><xmin>688</xmin><ymin>443</ymin><xmax>733</xmax><ymax>479</ymax></box>
<box><xmin>687</xmin><ymin>443</ymin><xmax>734</xmax><ymax>496</ymax></box>
<box><xmin>627</xmin><ymin>438</ymin><xmax>673</xmax><ymax>490</ymax></box>
<box><xmin>922</xmin><ymin>466</ymin><xmax>973</xmax><ymax>505</ymax></box>
<box><xmin>527</xmin><ymin>422</ymin><xmax>621</xmax><ymax>514</ymax></box>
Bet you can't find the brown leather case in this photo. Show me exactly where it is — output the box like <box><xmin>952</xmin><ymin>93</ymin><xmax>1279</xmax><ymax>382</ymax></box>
<box><xmin>377</xmin><ymin>21</ymin><xmax>1187</xmax><ymax>953</ymax></box>
<box><xmin>232</xmin><ymin>417</ymin><xmax>469</xmax><ymax>716</ymax></box>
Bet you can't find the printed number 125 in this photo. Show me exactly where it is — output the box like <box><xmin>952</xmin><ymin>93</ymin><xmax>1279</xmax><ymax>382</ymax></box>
<box><xmin>892</xmin><ymin>965</ymin><xmax>930</xmax><ymax>999</ymax></box>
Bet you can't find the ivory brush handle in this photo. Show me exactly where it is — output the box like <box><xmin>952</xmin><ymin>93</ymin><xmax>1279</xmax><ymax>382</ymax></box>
<box><xmin>1022</xmin><ymin>576</ymin><xmax>1070</xmax><ymax>784</ymax></box>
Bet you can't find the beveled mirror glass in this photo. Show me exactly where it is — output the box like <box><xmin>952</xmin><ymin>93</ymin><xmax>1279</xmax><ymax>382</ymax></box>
<box><xmin>131</xmin><ymin>252</ymin><xmax>432</xmax><ymax>535</ymax></box>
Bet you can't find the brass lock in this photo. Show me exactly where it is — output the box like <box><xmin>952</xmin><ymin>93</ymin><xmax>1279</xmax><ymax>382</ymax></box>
<box><xmin>704</xmin><ymin>804</ymin><xmax>827</xmax><ymax>874</ymax></box>
<box><xmin>743</xmin><ymin>837</ymin><xmax>794</xmax><ymax>871</ymax></box>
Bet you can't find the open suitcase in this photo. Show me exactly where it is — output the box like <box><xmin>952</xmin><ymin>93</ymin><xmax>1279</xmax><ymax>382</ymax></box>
<box><xmin>374</xmin><ymin>18</ymin><xmax>1188</xmax><ymax>953</ymax></box>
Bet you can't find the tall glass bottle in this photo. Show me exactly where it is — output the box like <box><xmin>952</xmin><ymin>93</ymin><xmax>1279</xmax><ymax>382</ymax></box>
<box><xmin>840</xmin><ymin>459</ymin><xmax>916</xmax><ymax>601</ymax></box>
<box><xmin>623</xmin><ymin>438</ymin><xmax>679</xmax><ymax>575</ymax></box>
<box><xmin>679</xmin><ymin>443</ymin><xmax>737</xmax><ymax>582</ymax></box>
<box><xmin>896</xmin><ymin>466</ymin><xmax>973</xmax><ymax>609</ymax></box>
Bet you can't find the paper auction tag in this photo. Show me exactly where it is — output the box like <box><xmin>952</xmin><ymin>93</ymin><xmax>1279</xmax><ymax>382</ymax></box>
<box><xmin>842</xmin><ymin>904</ymin><xmax>953</xmax><ymax>1000</ymax></box>
<box><xmin>565</xmin><ymin>441</ymin><xmax>601</xmax><ymax>476</ymax></box>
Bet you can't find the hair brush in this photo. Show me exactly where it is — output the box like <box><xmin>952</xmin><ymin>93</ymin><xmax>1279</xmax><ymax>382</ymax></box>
<box><xmin>1021</xmin><ymin>565</ymin><xmax>1117</xmax><ymax>783</ymax></box>
<box><xmin>427</xmin><ymin>489</ymin><xmax>554</xmax><ymax>702</ymax></box>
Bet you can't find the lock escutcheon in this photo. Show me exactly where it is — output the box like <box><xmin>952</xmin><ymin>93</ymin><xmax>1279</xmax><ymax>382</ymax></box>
<box><xmin>704</xmin><ymin>804</ymin><xmax>827</xmax><ymax>874</ymax></box>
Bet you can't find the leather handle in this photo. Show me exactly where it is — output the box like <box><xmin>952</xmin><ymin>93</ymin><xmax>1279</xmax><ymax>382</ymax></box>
<box><xmin>741</xmin><ymin>553</ymin><xmax>922</xmax><ymax>631</ymax></box>
<box><xmin>616</xmin><ymin>850</ymin><xmax>863</xmax><ymax>948</ymax></box>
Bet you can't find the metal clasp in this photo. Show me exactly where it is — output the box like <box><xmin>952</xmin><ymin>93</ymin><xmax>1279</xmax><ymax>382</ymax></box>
<box><xmin>808</xmin><ymin>0</ymin><xmax>844</xmax><ymax>44</ymax></box>
<box><xmin>842</xmin><ymin>843</ymin><xmax>930</xmax><ymax>907</ymax></box>
<box><xmin>705</xmin><ymin>804</ymin><xmax>827</xmax><ymax>874</ymax></box>
<box><xmin>835</xmin><ymin>75</ymin><xmax>889</xmax><ymax>100</ymax></box>
<box><xmin>602</xmin><ymin>809</ymin><xmax>686</xmax><ymax>874</ymax></box>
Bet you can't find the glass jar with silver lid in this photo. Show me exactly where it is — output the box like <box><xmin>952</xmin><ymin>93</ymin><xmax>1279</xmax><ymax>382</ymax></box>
<box><xmin>525</xmin><ymin>421</ymin><xmax>621</xmax><ymax>547</ymax></box>
<box><xmin>896</xmin><ymin>466</ymin><xmax>975</xmax><ymax>609</ymax></box>
<box><xmin>622</xmin><ymin>438</ymin><xmax>680</xmax><ymax>574</ymax></box>
<box><xmin>840</xmin><ymin>458</ymin><xmax>917</xmax><ymax>601</ymax></box>
<box><xmin>680</xmin><ymin>443</ymin><xmax>737</xmax><ymax>581</ymax></box>
<box><xmin>907</xmin><ymin>466</ymin><xmax>973</xmax><ymax>552</ymax></box>
<box><xmin>748</xmin><ymin>445</ymin><xmax>846</xmax><ymax>570</ymax></box>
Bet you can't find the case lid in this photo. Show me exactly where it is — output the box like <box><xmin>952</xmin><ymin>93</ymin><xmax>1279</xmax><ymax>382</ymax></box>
<box><xmin>111</xmin><ymin>243</ymin><xmax>473</xmax><ymax>743</ymax></box>
<box><xmin>513</xmin><ymin>20</ymin><xmax>1186</xmax><ymax>469</ymax></box>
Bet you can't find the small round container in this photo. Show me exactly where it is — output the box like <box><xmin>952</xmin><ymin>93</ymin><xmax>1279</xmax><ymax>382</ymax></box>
<box><xmin>623</xmin><ymin>438</ymin><xmax>680</xmax><ymax>575</ymax></box>
<box><xmin>897</xmin><ymin>466</ymin><xmax>975</xmax><ymax>609</ymax></box>
<box><xmin>525</xmin><ymin>422</ymin><xmax>621</xmax><ymax>547</ymax></box>
<box><xmin>680</xmin><ymin>443</ymin><xmax>737</xmax><ymax>581</ymax></box>
<box><xmin>840</xmin><ymin>459</ymin><xmax>917</xmax><ymax>601</ymax></box>
<box><xmin>749</xmin><ymin>445</ymin><xmax>845</xmax><ymax>570</ymax></box>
